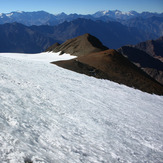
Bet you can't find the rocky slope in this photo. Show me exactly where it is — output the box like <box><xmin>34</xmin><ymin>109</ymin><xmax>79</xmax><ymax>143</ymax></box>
<box><xmin>118</xmin><ymin>36</ymin><xmax>163</xmax><ymax>84</ymax></box>
<box><xmin>131</xmin><ymin>36</ymin><xmax>163</xmax><ymax>61</ymax></box>
<box><xmin>46</xmin><ymin>33</ymin><xmax>108</xmax><ymax>56</ymax></box>
<box><xmin>49</xmin><ymin>34</ymin><xmax>163</xmax><ymax>95</ymax></box>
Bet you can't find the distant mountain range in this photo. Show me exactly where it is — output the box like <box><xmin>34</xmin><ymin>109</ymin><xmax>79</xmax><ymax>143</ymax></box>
<box><xmin>92</xmin><ymin>10</ymin><xmax>163</xmax><ymax>20</ymax></box>
<box><xmin>0</xmin><ymin>10</ymin><xmax>162</xmax><ymax>52</ymax></box>
<box><xmin>0</xmin><ymin>18</ymin><xmax>157</xmax><ymax>53</ymax></box>
<box><xmin>0</xmin><ymin>23</ymin><xmax>57</xmax><ymax>53</ymax></box>
<box><xmin>0</xmin><ymin>11</ymin><xmax>59</xmax><ymax>26</ymax></box>
<box><xmin>0</xmin><ymin>10</ymin><xmax>163</xmax><ymax>26</ymax></box>
<box><xmin>121</xmin><ymin>16</ymin><xmax>163</xmax><ymax>37</ymax></box>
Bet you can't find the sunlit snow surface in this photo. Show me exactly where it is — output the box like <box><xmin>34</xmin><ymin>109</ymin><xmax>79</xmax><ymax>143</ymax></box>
<box><xmin>0</xmin><ymin>52</ymin><xmax>77</xmax><ymax>62</ymax></box>
<box><xmin>0</xmin><ymin>52</ymin><xmax>163</xmax><ymax>163</ymax></box>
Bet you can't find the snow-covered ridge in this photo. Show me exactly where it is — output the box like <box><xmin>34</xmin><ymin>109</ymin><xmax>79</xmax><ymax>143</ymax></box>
<box><xmin>0</xmin><ymin>13</ymin><xmax>4</xmax><ymax>18</ymax></box>
<box><xmin>15</xmin><ymin>10</ymin><xmax>23</xmax><ymax>13</ymax></box>
<box><xmin>0</xmin><ymin>53</ymin><xmax>163</xmax><ymax>162</ymax></box>
<box><xmin>0</xmin><ymin>52</ymin><xmax>76</xmax><ymax>62</ymax></box>
<box><xmin>6</xmin><ymin>13</ymin><xmax>14</xmax><ymax>17</ymax></box>
<box><xmin>93</xmin><ymin>10</ymin><xmax>139</xmax><ymax>19</ymax></box>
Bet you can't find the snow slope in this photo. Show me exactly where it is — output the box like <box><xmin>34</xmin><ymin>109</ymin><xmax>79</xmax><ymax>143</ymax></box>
<box><xmin>0</xmin><ymin>53</ymin><xmax>163</xmax><ymax>163</ymax></box>
<box><xmin>0</xmin><ymin>52</ymin><xmax>76</xmax><ymax>62</ymax></box>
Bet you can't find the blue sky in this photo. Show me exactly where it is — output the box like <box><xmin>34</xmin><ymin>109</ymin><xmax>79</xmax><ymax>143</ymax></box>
<box><xmin>0</xmin><ymin>0</ymin><xmax>162</xmax><ymax>14</ymax></box>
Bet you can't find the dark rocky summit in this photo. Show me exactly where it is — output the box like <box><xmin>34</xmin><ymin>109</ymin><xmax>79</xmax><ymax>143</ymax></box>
<box><xmin>46</xmin><ymin>33</ymin><xmax>108</xmax><ymax>56</ymax></box>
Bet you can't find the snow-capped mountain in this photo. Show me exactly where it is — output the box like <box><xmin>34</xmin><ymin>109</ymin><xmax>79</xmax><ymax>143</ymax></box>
<box><xmin>93</xmin><ymin>10</ymin><xmax>139</xmax><ymax>19</ymax></box>
<box><xmin>55</xmin><ymin>12</ymin><xmax>68</xmax><ymax>19</ymax></box>
<box><xmin>0</xmin><ymin>52</ymin><xmax>163</xmax><ymax>162</ymax></box>
<box><xmin>93</xmin><ymin>10</ymin><xmax>163</xmax><ymax>20</ymax></box>
<box><xmin>0</xmin><ymin>10</ymin><xmax>163</xmax><ymax>26</ymax></box>
<box><xmin>0</xmin><ymin>11</ymin><xmax>58</xmax><ymax>26</ymax></box>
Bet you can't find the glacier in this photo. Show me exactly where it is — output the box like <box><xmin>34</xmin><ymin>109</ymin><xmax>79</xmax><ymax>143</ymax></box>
<box><xmin>0</xmin><ymin>52</ymin><xmax>163</xmax><ymax>163</ymax></box>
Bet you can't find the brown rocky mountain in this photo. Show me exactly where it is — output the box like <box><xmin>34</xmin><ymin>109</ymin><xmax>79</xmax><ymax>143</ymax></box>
<box><xmin>48</xmin><ymin>34</ymin><xmax>163</xmax><ymax>95</ymax></box>
<box><xmin>46</xmin><ymin>33</ymin><xmax>108</xmax><ymax>56</ymax></box>
<box><xmin>131</xmin><ymin>36</ymin><xmax>163</xmax><ymax>62</ymax></box>
<box><xmin>118</xmin><ymin>36</ymin><xmax>163</xmax><ymax>84</ymax></box>
<box><xmin>53</xmin><ymin>49</ymin><xmax>163</xmax><ymax>95</ymax></box>
<box><xmin>46</xmin><ymin>42</ymin><xmax>60</xmax><ymax>51</ymax></box>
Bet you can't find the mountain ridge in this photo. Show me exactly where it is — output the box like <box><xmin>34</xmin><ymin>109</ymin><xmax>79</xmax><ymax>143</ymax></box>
<box><xmin>0</xmin><ymin>22</ymin><xmax>57</xmax><ymax>53</ymax></box>
<box><xmin>46</xmin><ymin>33</ymin><xmax>108</xmax><ymax>56</ymax></box>
<box><xmin>50</xmin><ymin>33</ymin><xmax>163</xmax><ymax>95</ymax></box>
<box><xmin>1</xmin><ymin>10</ymin><xmax>162</xmax><ymax>39</ymax></box>
<box><xmin>118</xmin><ymin>36</ymin><xmax>163</xmax><ymax>84</ymax></box>
<box><xmin>1</xmin><ymin>19</ymin><xmax>156</xmax><ymax>53</ymax></box>
<box><xmin>131</xmin><ymin>36</ymin><xmax>163</xmax><ymax>60</ymax></box>
<box><xmin>0</xmin><ymin>10</ymin><xmax>163</xmax><ymax>26</ymax></box>
<box><xmin>41</xmin><ymin>18</ymin><xmax>155</xmax><ymax>49</ymax></box>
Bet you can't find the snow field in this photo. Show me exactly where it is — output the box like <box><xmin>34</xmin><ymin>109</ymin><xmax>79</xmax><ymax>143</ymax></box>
<box><xmin>0</xmin><ymin>52</ymin><xmax>76</xmax><ymax>62</ymax></box>
<box><xmin>0</xmin><ymin>53</ymin><xmax>163</xmax><ymax>163</ymax></box>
